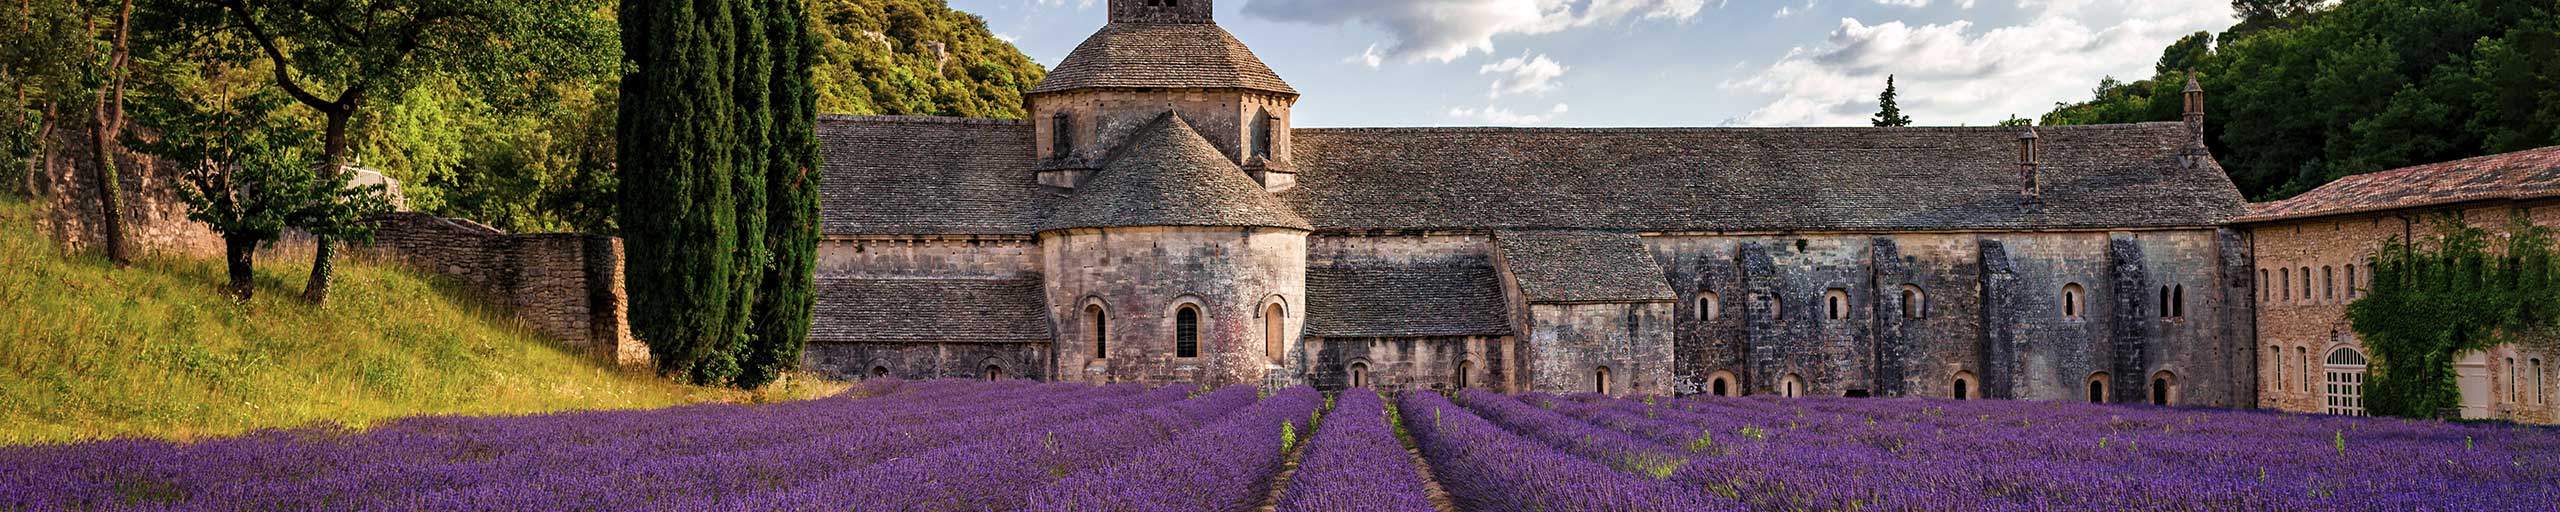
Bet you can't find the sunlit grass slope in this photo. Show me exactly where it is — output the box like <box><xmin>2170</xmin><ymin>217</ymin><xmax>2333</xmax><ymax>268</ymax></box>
<box><xmin>0</xmin><ymin>199</ymin><xmax>830</xmax><ymax>445</ymax></box>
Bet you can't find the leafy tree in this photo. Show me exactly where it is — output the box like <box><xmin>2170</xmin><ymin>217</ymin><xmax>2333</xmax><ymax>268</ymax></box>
<box><xmin>131</xmin><ymin>86</ymin><xmax>385</xmax><ymax>299</ymax></box>
<box><xmin>1870</xmin><ymin>74</ymin><xmax>1911</xmax><ymax>127</ymax></box>
<box><xmin>1997</xmin><ymin>115</ymin><xmax>2032</xmax><ymax>127</ymax></box>
<box><xmin>143</xmin><ymin>0</ymin><xmax>618</xmax><ymax>303</ymax></box>
<box><xmin>2</xmin><ymin>0</ymin><xmax>136</xmax><ymax>263</ymax></box>
<box><xmin>2348</xmin><ymin>216</ymin><xmax>2560</xmax><ymax>419</ymax></box>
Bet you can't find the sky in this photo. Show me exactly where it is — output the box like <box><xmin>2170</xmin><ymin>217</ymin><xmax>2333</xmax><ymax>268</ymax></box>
<box><xmin>946</xmin><ymin>0</ymin><xmax>2238</xmax><ymax>128</ymax></box>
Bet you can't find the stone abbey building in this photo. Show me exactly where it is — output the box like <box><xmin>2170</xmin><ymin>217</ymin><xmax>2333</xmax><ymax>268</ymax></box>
<box><xmin>804</xmin><ymin>0</ymin><xmax>2260</xmax><ymax>406</ymax></box>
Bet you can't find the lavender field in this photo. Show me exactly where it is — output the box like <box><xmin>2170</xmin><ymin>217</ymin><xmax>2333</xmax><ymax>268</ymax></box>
<box><xmin>4</xmin><ymin>379</ymin><xmax>2556</xmax><ymax>511</ymax></box>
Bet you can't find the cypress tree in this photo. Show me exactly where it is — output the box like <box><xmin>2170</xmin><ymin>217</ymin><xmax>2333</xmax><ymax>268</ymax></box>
<box><xmin>1872</xmin><ymin>74</ymin><xmax>1912</xmax><ymax>127</ymax></box>
<box><xmin>620</xmin><ymin>0</ymin><xmax>740</xmax><ymax>384</ymax></box>
<box><xmin>708</xmin><ymin>0</ymin><xmax>771</xmax><ymax>386</ymax></box>
<box><xmin>741</xmin><ymin>0</ymin><xmax>820</xmax><ymax>389</ymax></box>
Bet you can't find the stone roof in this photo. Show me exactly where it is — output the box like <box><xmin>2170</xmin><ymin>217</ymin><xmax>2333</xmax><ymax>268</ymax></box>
<box><xmin>1494</xmin><ymin>231</ymin><xmax>1677</xmax><ymax>303</ymax></box>
<box><xmin>1282</xmin><ymin>122</ymin><xmax>2245</xmax><ymax>232</ymax></box>
<box><xmin>809</xmin><ymin>277</ymin><xmax>1053</xmax><ymax>343</ymax></box>
<box><xmin>1029</xmin><ymin>22</ymin><xmax>1295</xmax><ymax>96</ymax></box>
<box><xmin>815</xmin><ymin>115</ymin><xmax>1050</xmax><ymax>235</ymax></box>
<box><xmin>1306</xmin><ymin>266</ymin><xmax>1512</xmax><ymax>337</ymax></box>
<box><xmin>814</xmin><ymin>117</ymin><xmax>2245</xmax><ymax>235</ymax></box>
<box><xmin>1041</xmin><ymin>113</ymin><xmax>1312</xmax><ymax>231</ymax></box>
<box><xmin>2238</xmin><ymin>146</ymin><xmax>2560</xmax><ymax>223</ymax></box>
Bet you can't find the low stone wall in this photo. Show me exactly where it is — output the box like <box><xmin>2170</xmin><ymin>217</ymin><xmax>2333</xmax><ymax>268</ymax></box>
<box><xmin>355</xmin><ymin>213</ymin><xmax>649</xmax><ymax>366</ymax></box>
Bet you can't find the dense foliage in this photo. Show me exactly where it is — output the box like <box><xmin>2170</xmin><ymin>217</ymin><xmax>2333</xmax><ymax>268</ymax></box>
<box><xmin>2348</xmin><ymin>217</ymin><xmax>2560</xmax><ymax>418</ymax></box>
<box><xmin>1870</xmin><ymin>75</ymin><xmax>1912</xmax><ymax>127</ymax></box>
<box><xmin>2041</xmin><ymin>0</ymin><xmax>2560</xmax><ymax>200</ymax></box>
<box><xmin>6</xmin><ymin>382</ymin><xmax>2557</xmax><ymax>509</ymax></box>
<box><xmin>129</xmin><ymin>88</ymin><xmax>390</xmax><ymax>299</ymax></box>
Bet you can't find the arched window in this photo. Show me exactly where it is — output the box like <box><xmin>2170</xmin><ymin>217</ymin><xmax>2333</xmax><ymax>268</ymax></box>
<box><xmin>1698</xmin><ymin>292</ymin><xmax>1720</xmax><ymax>322</ymax></box>
<box><xmin>1781</xmin><ymin>374</ymin><xmax>1805</xmax><ymax>398</ymax></box>
<box><xmin>2172</xmin><ymin>285</ymin><xmax>2185</xmax><ymax>317</ymax></box>
<box><xmin>1249</xmin><ymin>110</ymin><xmax>1274</xmax><ymax>158</ymax></box>
<box><xmin>1711</xmin><ymin>375</ymin><xmax>1731</xmax><ymax>397</ymax></box>
<box><xmin>870</xmin><ymin>366</ymin><xmax>890</xmax><ymax>379</ymax></box>
<box><xmin>1264</xmin><ymin>302</ymin><xmax>1286</xmax><ymax>364</ymax></box>
<box><xmin>1952</xmin><ymin>371</ymin><xmax>1974</xmax><ymax>400</ymax></box>
<box><xmin>2150</xmin><ymin>371</ymin><xmax>2177</xmax><ymax>405</ymax></box>
<box><xmin>2325</xmin><ymin>348</ymin><xmax>2369</xmax><ymax>416</ymax></box>
<box><xmin>1456</xmin><ymin>360</ymin><xmax>1471</xmax><ymax>389</ymax></box>
<box><xmin>2061</xmin><ymin>283</ymin><xmax>2085</xmax><ymax>319</ymax></box>
<box><xmin>1824</xmin><ymin>289</ymin><xmax>1850</xmax><ymax>320</ymax></box>
<box><xmin>2299</xmin><ymin>266</ymin><xmax>2311</xmax><ymax>303</ymax></box>
<box><xmin>2159</xmin><ymin>286</ymin><xmax>2172</xmax><ymax>318</ymax></box>
<box><xmin>985</xmin><ymin>365</ymin><xmax>1004</xmax><ymax>381</ymax></box>
<box><xmin>2510</xmin><ymin>357</ymin><xmax>2521</xmax><ymax>403</ymax></box>
<box><xmin>2345</xmin><ymin>265</ymin><xmax>2358</xmax><ymax>298</ymax></box>
<box><xmin>2259</xmin><ymin>269</ymin><xmax>2270</xmax><ymax>303</ymax></box>
<box><xmin>1175</xmin><ymin>305</ymin><xmax>1200</xmax><ymax>358</ymax></box>
<box><xmin>2087</xmin><ymin>373</ymin><xmax>2110</xmax><ymax>403</ymax></box>
<box><xmin>1050</xmin><ymin>112</ymin><xmax>1074</xmax><ymax>159</ymax></box>
<box><xmin>1900</xmin><ymin>285</ymin><xmax>1926</xmax><ymax>319</ymax></box>
<box><xmin>1088</xmin><ymin>304</ymin><xmax>1108</xmax><ymax>359</ymax></box>
<box><xmin>2299</xmin><ymin>346</ymin><xmax>2312</xmax><ymax>391</ymax></box>
<box><xmin>2536</xmin><ymin>358</ymin><xmax>2547</xmax><ymax>405</ymax></box>
<box><xmin>1348</xmin><ymin>362</ymin><xmax>1368</xmax><ymax>388</ymax></box>
<box><xmin>2270</xmin><ymin>345</ymin><xmax>2285</xmax><ymax>392</ymax></box>
<box><xmin>2279</xmin><ymin>269</ymin><xmax>2290</xmax><ymax>302</ymax></box>
<box><xmin>1596</xmin><ymin>366</ymin><xmax>1612</xmax><ymax>395</ymax></box>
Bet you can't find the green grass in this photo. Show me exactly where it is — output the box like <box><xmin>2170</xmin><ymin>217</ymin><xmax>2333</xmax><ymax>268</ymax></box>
<box><xmin>0</xmin><ymin>198</ymin><xmax>838</xmax><ymax>445</ymax></box>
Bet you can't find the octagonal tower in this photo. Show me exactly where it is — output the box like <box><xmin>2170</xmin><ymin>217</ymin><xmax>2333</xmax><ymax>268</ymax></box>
<box><xmin>1028</xmin><ymin>0</ymin><xmax>1299</xmax><ymax>192</ymax></box>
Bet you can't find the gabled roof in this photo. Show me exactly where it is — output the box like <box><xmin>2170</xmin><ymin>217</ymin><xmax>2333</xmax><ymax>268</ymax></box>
<box><xmin>1280</xmin><ymin>122</ymin><xmax>2245</xmax><ymax>232</ymax></box>
<box><xmin>810</xmin><ymin>278</ymin><xmax>1052</xmax><ymax>343</ymax></box>
<box><xmin>1306</xmin><ymin>266</ymin><xmax>1512</xmax><ymax>337</ymax></box>
<box><xmin>1029</xmin><ymin>22</ymin><xmax>1295</xmax><ymax>96</ymax></box>
<box><xmin>1495</xmin><ymin>231</ymin><xmax>1678</xmax><ymax>303</ymax></box>
<box><xmin>2238</xmin><ymin>146</ymin><xmax>2560</xmax><ymax>223</ymax></box>
<box><xmin>815</xmin><ymin>115</ymin><xmax>1049</xmax><ymax>235</ymax></box>
<box><xmin>1040</xmin><ymin>113</ymin><xmax>1312</xmax><ymax>231</ymax></box>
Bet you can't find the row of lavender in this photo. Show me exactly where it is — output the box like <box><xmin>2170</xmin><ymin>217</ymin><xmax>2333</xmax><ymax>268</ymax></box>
<box><xmin>1416</xmin><ymin>388</ymin><xmax>2560</xmax><ymax>511</ymax></box>
<box><xmin>0</xmin><ymin>380</ymin><xmax>1395</xmax><ymax>511</ymax></box>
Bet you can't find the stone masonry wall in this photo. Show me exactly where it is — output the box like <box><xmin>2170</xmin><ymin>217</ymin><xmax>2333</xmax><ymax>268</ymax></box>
<box><xmin>30</xmin><ymin>124</ymin><xmax>222</xmax><ymax>258</ymax></box>
<box><xmin>1042</xmin><ymin>226</ymin><xmax>1307</xmax><ymax>389</ymax></box>
<box><xmin>1302</xmin><ymin>335</ymin><xmax>1507</xmax><ymax>393</ymax></box>
<box><xmin>356</xmin><ymin>213</ymin><xmax>648</xmax><ymax>366</ymax></box>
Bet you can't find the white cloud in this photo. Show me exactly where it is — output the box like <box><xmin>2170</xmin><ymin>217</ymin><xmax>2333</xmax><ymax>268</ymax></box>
<box><xmin>1874</xmin><ymin>0</ymin><xmax>1928</xmax><ymax>6</ymax></box>
<box><xmin>1032</xmin><ymin>0</ymin><xmax>1098</xmax><ymax>8</ymax></box>
<box><xmin>994</xmin><ymin>33</ymin><xmax>1019</xmax><ymax>44</ymax></box>
<box><xmin>1480</xmin><ymin>53</ymin><xmax>1568</xmax><ymax>98</ymax></box>
<box><xmin>1448</xmin><ymin>102</ymin><xmax>1573</xmax><ymax>125</ymax></box>
<box><xmin>1773</xmin><ymin>0</ymin><xmax>1818</xmax><ymax>19</ymax></box>
<box><xmin>1244</xmin><ymin>0</ymin><xmax>1709</xmax><ymax>63</ymax></box>
<box><xmin>1346</xmin><ymin>44</ymin><xmax>1385</xmax><ymax>69</ymax></box>
<box><xmin>1723</xmin><ymin>0</ymin><xmax>2233</xmax><ymax>126</ymax></box>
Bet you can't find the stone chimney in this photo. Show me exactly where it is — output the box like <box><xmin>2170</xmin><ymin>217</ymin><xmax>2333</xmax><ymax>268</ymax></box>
<box><xmin>2181</xmin><ymin>72</ymin><xmax>2209</xmax><ymax>167</ymax></box>
<box><xmin>1110</xmin><ymin>0</ymin><xmax>1213</xmax><ymax>24</ymax></box>
<box><xmin>2018</xmin><ymin>125</ymin><xmax>2042</xmax><ymax>212</ymax></box>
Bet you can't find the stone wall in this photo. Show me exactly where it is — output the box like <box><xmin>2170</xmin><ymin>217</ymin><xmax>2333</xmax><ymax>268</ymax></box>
<box><xmin>803</xmin><ymin>341</ymin><xmax>1049</xmax><ymax>381</ymax></box>
<box><xmin>356</xmin><ymin>213</ymin><xmax>649</xmax><ymax>366</ymax></box>
<box><xmin>2245</xmin><ymin>203</ymin><xmax>2557</xmax><ymax>422</ymax></box>
<box><xmin>1041</xmin><ymin>225</ymin><xmax>1307</xmax><ymax>389</ymax></box>
<box><xmin>1303</xmin><ymin>335</ymin><xmax>1508</xmax><ymax>392</ymax></box>
<box><xmin>30</xmin><ymin>124</ymin><xmax>222</xmax><ymax>258</ymax></box>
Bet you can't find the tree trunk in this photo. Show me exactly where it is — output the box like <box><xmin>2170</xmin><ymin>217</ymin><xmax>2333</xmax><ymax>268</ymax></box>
<box><xmin>87</xmin><ymin>0</ymin><xmax>134</xmax><ymax>267</ymax></box>
<box><xmin>299</xmin><ymin>108</ymin><xmax>351</xmax><ymax>304</ymax></box>
<box><xmin>224</xmin><ymin>234</ymin><xmax>256</xmax><ymax>300</ymax></box>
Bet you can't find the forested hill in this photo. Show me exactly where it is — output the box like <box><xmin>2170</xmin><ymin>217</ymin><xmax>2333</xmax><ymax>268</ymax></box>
<box><xmin>810</xmin><ymin>0</ymin><xmax>1047</xmax><ymax>118</ymax></box>
<box><xmin>2038</xmin><ymin>0</ymin><xmax>2559</xmax><ymax>201</ymax></box>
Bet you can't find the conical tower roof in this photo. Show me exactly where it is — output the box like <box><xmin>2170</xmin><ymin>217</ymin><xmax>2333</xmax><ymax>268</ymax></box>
<box><xmin>1028</xmin><ymin>22</ymin><xmax>1295</xmax><ymax>96</ymax></box>
<box><xmin>1041</xmin><ymin>113</ymin><xmax>1312</xmax><ymax>232</ymax></box>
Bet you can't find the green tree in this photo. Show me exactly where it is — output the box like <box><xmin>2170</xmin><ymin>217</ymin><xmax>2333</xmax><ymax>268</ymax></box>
<box><xmin>1871</xmin><ymin>74</ymin><xmax>1911</xmax><ymax>127</ymax></box>
<box><xmin>2</xmin><ymin>0</ymin><xmax>136</xmax><ymax>263</ymax></box>
<box><xmin>131</xmin><ymin>86</ymin><xmax>386</xmax><ymax>299</ymax></box>
<box><xmin>1997</xmin><ymin>115</ymin><xmax>2032</xmax><ymax>127</ymax></box>
<box><xmin>620</xmin><ymin>0</ymin><xmax>741</xmax><ymax>384</ymax></box>
<box><xmin>741</xmin><ymin>0</ymin><xmax>819</xmax><ymax>390</ymax></box>
<box><xmin>2348</xmin><ymin>216</ymin><xmax>2560</xmax><ymax>419</ymax></box>
<box><xmin>144</xmin><ymin>0</ymin><xmax>618</xmax><ymax>303</ymax></box>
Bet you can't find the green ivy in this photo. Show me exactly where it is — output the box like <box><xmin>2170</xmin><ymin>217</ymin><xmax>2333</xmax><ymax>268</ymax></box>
<box><xmin>2347</xmin><ymin>215</ymin><xmax>2560</xmax><ymax>419</ymax></box>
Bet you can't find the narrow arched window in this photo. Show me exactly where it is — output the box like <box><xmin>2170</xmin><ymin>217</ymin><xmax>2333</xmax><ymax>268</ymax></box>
<box><xmin>1175</xmin><ymin>306</ymin><xmax>1200</xmax><ymax>358</ymax></box>
<box><xmin>2345</xmin><ymin>265</ymin><xmax>2358</xmax><ymax>298</ymax></box>
<box><xmin>2260</xmin><ymin>269</ymin><xmax>2270</xmax><ymax>303</ymax></box>
<box><xmin>1596</xmin><ymin>366</ymin><xmax>1612</xmax><ymax>395</ymax></box>
<box><xmin>1088</xmin><ymin>305</ymin><xmax>1108</xmax><ymax>359</ymax></box>
<box><xmin>2511</xmin><ymin>357</ymin><xmax>2521</xmax><ymax>403</ymax></box>
<box><xmin>1825</xmin><ymin>289</ymin><xmax>1849</xmax><ymax>320</ymax></box>
<box><xmin>1698</xmin><ymin>292</ymin><xmax>1720</xmax><ymax>322</ymax></box>
<box><xmin>2061</xmin><ymin>283</ymin><xmax>2085</xmax><ymax>319</ymax></box>
<box><xmin>2323</xmin><ymin>266</ymin><xmax>2335</xmax><ymax>302</ymax></box>
<box><xmin>1249</xmin><ymin>110</ymin><xmax>1274</xmax><ymax>158</ymax></box>
<box><xmin>2172</xmin><ymin>285</ymin><xmax>2185</xmax><ymax>317</ymax></box>
<box><xmin>2151</xmin><ymin>371</ymin><xmax>2176</xmax><ymax>405</ymax></box>
<box><xmin>1781</xmin><ymin>374</ymin><xmax>1804</xmax><ymax>397</ymax></box>
<box><xmin>1264</xmin><ymin>303</ymin><xmax>1286</xmax><ymax>364</ymax></box>
<box><xmin>2279</xmin><ymin>269</ymin><xmax>2290</xmax><ymax>302</ymax></box>
<box><xmin>2298</xmin><ymin>346</ymin><xmax>2312</xmax><ymax>391</ymax></box>
<box><xmin>1348</xmin><ymin>362</ymin><xmax>1368</xmax><ymax>388</ymax></box>
<box><xmin>2533</xmin><ymin>358</ymin><xmax>2545</xmax><ymax>405</ymax></box>
<box><xmin>2271</xmin><ymin>345</ymin><xmax>2285</xmax><ymax>392</ymax></box>
<box><xmin>2158</xmin><ymin>286</ymin><xmax>2171</xmax><ymax>318</ymax></box>
<box><xmin>1456</xmin><ymin>360</ymin><xmax>1471</xmax><ymax>389</ymax></box>
<box><xmin>986</xmin><ymin>365</ymin><xmax>1004</xmax><ymax>381</ymax></box>
<box><xmin>1050</xmin><ymin>112</ymin><xmax>1074</xmax><ymax>159</ymax></box>
<box><xmin>2088</xmin><ymin>373</ymin><xmax>2110</xmax><ymax>403</ymax></box>
<box><xmin>1900</xmin><ymin>285</ymin><xmax>1925</xmax><ymax>319</ymax></box>
<box><xmin>2299</xmin><ymin>266</ymin><xmax>2311</xmax><ymax>303</ymax></box>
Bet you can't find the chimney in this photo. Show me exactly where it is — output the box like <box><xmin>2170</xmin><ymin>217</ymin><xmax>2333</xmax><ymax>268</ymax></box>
<box><xmin>2018</xmin><ymin>125</ymin><xmax>2042</xmax><ymax>212</ymax></box>
<box><xmin>2181</xmin><ymin>72</ymin><xmax>2209</xmax><ymax>167</ymax></box>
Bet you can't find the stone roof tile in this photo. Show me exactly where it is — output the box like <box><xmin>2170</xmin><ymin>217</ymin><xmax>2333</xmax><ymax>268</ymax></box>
<box><xmin>1306</xmin><ymin>266</ymin><xmax>1512</xmax><ymax>337</ymax></box>
<box><xmin>1029</xmin><ymin>23</ymin><xmax>1295</xmax><ymax>96</ymax></box>
<box><xmin>815</xmin><ymin>115</ymin><xmax>1051</xmax><ymax>235</ymax></box>
<box><xmin>1040</xmin><ymin>113</ymin><xmax>1312</xmax><ymax>231</ymax></box>
<box><xmin>810</xmin><ymin>277</ymin><xmax>1053</xmax><ymax>343</ymax></box>
<box><xmin>1494</xmin><ymin>230</ymin><xmax>1677</xmax><ymax>303</ymax></box>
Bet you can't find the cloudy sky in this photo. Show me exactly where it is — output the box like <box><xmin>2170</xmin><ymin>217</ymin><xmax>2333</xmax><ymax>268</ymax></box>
<box><xmin>948</xmin><ymin>0</ymin><xmax>2237</xmax><ymax>127</ymax></box>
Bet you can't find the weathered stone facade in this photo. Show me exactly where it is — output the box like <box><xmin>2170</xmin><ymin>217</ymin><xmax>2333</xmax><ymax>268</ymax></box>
<box><xmin>356</xmin><ymin>213</ymin><xmax>651</xmax><ymax>366</ymax></box>
<box><xmin>2238</xmin><ymin>147</ymin><xmax>2560</xmax><ymax>423</ymax></box>
<box><xmin>805</xmin><ymin>0</ymin><xmax>2259</xmax><ymax>403</ymax></box>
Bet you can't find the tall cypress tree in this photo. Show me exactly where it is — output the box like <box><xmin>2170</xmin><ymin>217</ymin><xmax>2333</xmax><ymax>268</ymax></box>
<box><xmin>710</xmin><ymin>0</ymin><xmax>771</xmax><ymax>386</ymax></box>
<box><xmin>620</xmin><ymin>0</ymin><xmax>740</xmax><ymax>384</ymax></box>
<box><xmin>741</xmin><ymin>0</ymin><xmax>820</xmax><ymax>390</ymax></box>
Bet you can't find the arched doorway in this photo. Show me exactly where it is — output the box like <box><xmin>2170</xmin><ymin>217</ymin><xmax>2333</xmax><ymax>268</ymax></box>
<box><xmin>1595</xmin><ymin>366</ymin><xmax>1612</xmax><ymax>395</ymax></box>
<box><xmin>2087</xmin><ymin>372</ymin><xmax>2110</xmax><ymax>403</ymax></box>
<box><xmin>985</xmin><ymin>365</ymin><xmax>1004</xmax><ymax>381</ymax></box>
<box><xmin>1455</xmin><ymin>360</ymin><xmax>1471</xmax><ymax>389</ymax></box>
<box><xmin>1952</xmin><ymin>371</ymin><xmax>1975</xmax><ymax>400</ymax></box>
<box><xmin>2324</xmin><ymin>348</ymin><xmax>2368</xmax><ymax>416</ymax></box>
<box><xmin>1780</xmin><ymin>373</ymin><xmax>1805</xmax><ymax>397</ymax></box>
<box><xmin>1707</xmin><ymin>370</ymin><xmax>1738</xmax><ymax>397</ymax></box>
<box><xmin>2150</xmin><ymin>371</ymin><xmax>2177</xmax><ymax>405</ymax></box>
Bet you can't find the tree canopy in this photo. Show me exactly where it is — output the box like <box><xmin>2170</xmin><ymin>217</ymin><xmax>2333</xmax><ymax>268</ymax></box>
<box><xmin>1871</xmin><ymin>75</ymin><xmax>1911</xmax><ymax>128</ymax></box>
<box><xmin>2041</xmin><ymin>0</ymin><xmax>2560</xmax><ymax>201</ymax></box>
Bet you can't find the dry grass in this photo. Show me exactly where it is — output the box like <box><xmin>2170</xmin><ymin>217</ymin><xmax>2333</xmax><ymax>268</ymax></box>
<box><xmin>0</xmin><ymin>199</ymin><xmax>841</xmax><ymax>445</ymax></box>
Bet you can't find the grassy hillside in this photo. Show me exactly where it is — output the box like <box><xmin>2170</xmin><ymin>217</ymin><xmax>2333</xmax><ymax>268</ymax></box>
<box><xmin>0</xmin><ymin>199</ymin><xmax>836</xmax><ymax>445</ymax></box>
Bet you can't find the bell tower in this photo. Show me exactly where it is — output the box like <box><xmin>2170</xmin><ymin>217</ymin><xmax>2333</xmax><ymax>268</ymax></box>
<box><xmin>1110</xmin><ymin>0</ymin><xmax>1214</xmax><ymax>24</ymax></box>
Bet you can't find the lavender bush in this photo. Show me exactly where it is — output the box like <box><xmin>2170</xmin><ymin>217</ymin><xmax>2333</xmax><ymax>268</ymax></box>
<box><xmin>1272</xmin><ymin>389</ymin><xmax>1433</xmax><ymax>512</ymax></box>
<box><xmin>1024</xmin><ymin>386</ymin><xmax>1324</xmax><ymax>512</ymax></box>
